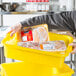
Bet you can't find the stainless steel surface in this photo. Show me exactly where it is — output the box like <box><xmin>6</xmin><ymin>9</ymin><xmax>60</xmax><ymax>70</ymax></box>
<box><xmin>0</xmin><ymin>26</ymin><xmax>9</xmax><ymax>63</ymax></box>
<box><xmin>0</xmin><ymin>38</ymin><xmax>4</xmax><ymax>63</ymax></box>
<box><xmin>0</xmin><ymin>11</ymin><xmax>47</xmax><ymax>14</ymax></box>
<box><xmin>74</xmin><ymin>54</ymin><xmax>76</xmax><ymax>64</ymax></box>
<box><xmin>72</xmin><ymin>62</ymin><xmax>76</xmax><ymax>76</ymax></box>
<box><xmin>0</xmin><ymin>40</ymin><xmax>4</xmax><ymax>64</ymax></box>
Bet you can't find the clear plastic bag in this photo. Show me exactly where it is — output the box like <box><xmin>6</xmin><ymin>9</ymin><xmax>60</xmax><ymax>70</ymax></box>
<box><xmin>20</xmin><ymin>24</ymin><xmax>49</xmax><ymax>42</ymax></box>
<box><xmin>18</xmin><ymin>40</ymin><xmax>66</xmax><ymax>52</ymax></box>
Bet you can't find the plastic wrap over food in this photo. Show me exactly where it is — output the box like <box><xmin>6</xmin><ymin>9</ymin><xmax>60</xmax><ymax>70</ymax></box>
<box><xmin>18</xmin><ymin>40</ymin><xmax>66</xmax><ymax>52</ymax></box>
<box><xmin>40</xmin><ymin>41</ymin><xmax>66</xmax><ymax>51</ymax></box>
<box><xmin>32</xmin><ymin>24</ymin><xmax>49</xmax><ymax>42</ymax></box>
<box><xmin>18</xmin><ymin>41</ymin><xmax>40</xmax><ymax>49</ymax></box>
<box><xmin>20</xmin><ymin>24</ymin><xmax>49</xmax><ymax>42</ymax></box>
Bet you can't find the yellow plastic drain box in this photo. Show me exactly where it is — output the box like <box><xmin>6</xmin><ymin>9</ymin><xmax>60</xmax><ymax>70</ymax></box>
<box><xmin>1</xmin><ymin>62</ymin><xmax>74</xmax><ymax>76</ymax></box>
<box><xmin>2</xmin><ymin>32</ymin><xmax>73</xmax><ymax>68</ymax></box>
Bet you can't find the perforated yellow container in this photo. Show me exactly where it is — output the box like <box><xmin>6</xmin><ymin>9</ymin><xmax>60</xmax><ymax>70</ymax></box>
<box><xmin>1</xmin><ymin>62</ymin><xmax>74</xmax><ymax>76</ymax></box>
<box><xmin>2</xmin><ymin>32</ymin><xmax>73</xmax><ymax>68</ymax></box>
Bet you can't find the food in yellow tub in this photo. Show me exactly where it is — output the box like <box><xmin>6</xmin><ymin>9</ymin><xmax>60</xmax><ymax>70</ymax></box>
<box><xmin>18</xmin><ymin>40</ymin><xmax>66</xmax><ymax>52</ymax></box>
<box><xmin>20</xmin><ymin>24</ymin><xmax>49</xmax><ymax>42</ymax></box>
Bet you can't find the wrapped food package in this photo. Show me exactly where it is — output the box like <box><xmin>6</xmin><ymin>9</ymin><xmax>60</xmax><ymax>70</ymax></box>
<box><xmin>20</xmin><ymin>24</ymin><xmax>49</xmax><ymax>42</ymax></box>
<box><xmin>40</xmin><ymin>41</ymin><xmax>66</xmax><ymax>51</ymax></box>
<box><xmin>18</xmin><ymin>41</ymin><xmax>40</xmax><ymax>49</ymax></box>
<box><xmin>18</xmin><ymin>40</ymin><xmax>66</xmax><ymax>52</ymax></box>
<box><xmin>18</xmin><ymin>24</ymin><xmax>67</xmax><ymax>52</ymax></box>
